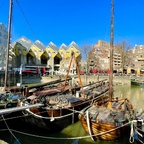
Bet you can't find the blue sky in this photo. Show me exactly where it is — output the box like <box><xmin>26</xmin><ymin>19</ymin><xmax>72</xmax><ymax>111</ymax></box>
<box><xmin>1</xmin><ymin>0</ymin><xmax>144</xmax><ymax>48</ymax></box>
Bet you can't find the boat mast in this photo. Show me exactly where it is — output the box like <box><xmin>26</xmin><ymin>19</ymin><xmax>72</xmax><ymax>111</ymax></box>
<box><xmin>109</xmin><ymin>0</ymin><xmax>114</xmax><ymax>102</ymax></box>
<box><xmin>4</xmin><ymin>0</ymin><xmax>13</xmax><ymax>90</ymax></box>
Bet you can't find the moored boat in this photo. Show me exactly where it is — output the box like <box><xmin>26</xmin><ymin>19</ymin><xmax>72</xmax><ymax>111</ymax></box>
<box><xmin>78</xmin><ymin>97</ymin><xmax>135</xmax><ymax>141</ymax></box>
<box><xmin>19</xmin><ymin>80</ymin><xmax>109</xmax><ymax>132</ymax></box>
<box><xmin>18</xmin><ymin>48</ymin><xmax>110</xmax><ymax>132</ymax></box>
<box><xmin>0</xmin><ymin>0</ymin><xmax>26</xmax><ymax>116</ymax></box>
<box><xmin>78</xmin><ymin>0</ymin><xmax>136</xmax><ymax>141</ymax></box>
<box><xmin>131</xmin><ymin>78</ymin><xmax>144</xmax><ymax>86</ymax></box>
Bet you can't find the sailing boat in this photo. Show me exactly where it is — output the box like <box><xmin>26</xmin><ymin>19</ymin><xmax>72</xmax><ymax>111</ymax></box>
<box><xmin>0</xmin><ymin>0</ymin><xmax>24</xmax><ymax>110</ymax></box>
<box><xmin>78</xmin><ymin>0</ymin><xmax>135</xmax><ymax>141</ymax></box>
<box><xmin>18</xmin><ymin>52</ymin><xmax>109</xmax><ymax>132</ymax></box>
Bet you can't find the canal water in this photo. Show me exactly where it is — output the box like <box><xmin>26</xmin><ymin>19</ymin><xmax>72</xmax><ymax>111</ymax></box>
<box><xmin>0</xmin><ymin>85</ymin><xmax>143</xmax><ymax>144</ymax></box>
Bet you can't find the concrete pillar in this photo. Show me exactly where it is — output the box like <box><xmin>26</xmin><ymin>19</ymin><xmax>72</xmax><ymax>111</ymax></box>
<box><xmin>47</xmin><ymin>57</ymin><xmax>54</xmax><ymax>76</ymax></box>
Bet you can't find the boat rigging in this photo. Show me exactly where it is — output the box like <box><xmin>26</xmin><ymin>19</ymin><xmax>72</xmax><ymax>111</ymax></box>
<box><xmin>62</xmin><ymin>51</ymin><xmax>85</xmax><ymax>96</ymax></box>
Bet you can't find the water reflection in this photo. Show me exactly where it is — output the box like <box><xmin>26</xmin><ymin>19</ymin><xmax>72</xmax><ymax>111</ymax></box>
<box><xmin>0</xmin><ymin>85</ymin><xmax>143</xmax><ymax>144</ymax></box>
<box><xmin>114</xmin><ymin>85</ymin><xmax>144</xmax><ymax>111</ymax></box>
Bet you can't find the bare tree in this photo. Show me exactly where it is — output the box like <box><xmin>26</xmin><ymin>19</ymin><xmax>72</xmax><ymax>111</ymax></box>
<box><xmin>82</xmin><ymin>44</ymin><xmax>92</xmax><ymax>59</ymax></box>
<box><xmin>87</xmin><ymin>46</ymin><xmax>100</xmax><ymax>73</ymax></box>
<box><xmin>81</xmin><ymin>44</ymin><xmax>93</xmax><ymax>73</ymax></box>
<box><xmin>116</xmin><ymin>40</ymin><xmax>132</xmax><ymax>74</ymax></box>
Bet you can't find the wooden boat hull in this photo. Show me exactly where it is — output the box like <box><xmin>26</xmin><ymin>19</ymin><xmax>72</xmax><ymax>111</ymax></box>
<box><xmin>79</xmin><ymin>112</ymin><xmax>129</xmax><ymax>141</ymax></box>
<box><xmin>78</xmin><ymin>97</ymin><xmax>135</xmax><ymax>141</ymax></box>
<box><xmin>21</xmin><ymin>85</ymin><xmax>109</xmax><ymax>132</ymax></box>
<box><xmin>22</xmin><ymin>105</ymin><xmax>87</xmax><ymax>131</ymax></box>
<box><xmin>131</xmin><ymin>79</ymin><xmax>144</xmax><ymax>86</ymax></box>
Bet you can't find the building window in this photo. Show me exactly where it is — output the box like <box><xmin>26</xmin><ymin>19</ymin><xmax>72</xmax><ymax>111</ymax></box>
<box><xmin>4</xmin><ymin>34</ymin><xmax>7</xmax><ymax>39</ymax></box>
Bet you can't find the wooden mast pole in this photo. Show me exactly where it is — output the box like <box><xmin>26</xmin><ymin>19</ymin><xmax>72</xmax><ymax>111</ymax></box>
<box><xmin>109</xmin><ymin>0</ymin><xmax>114</xmax><ymax>106</ymax></box>
<box><xmin>62</xmin><ymin>52</ymin><xmax>84</xmax><ymax>96</ymax></box>
<box><xmin>73</xmin><ymin>54</ymin><xmax>85</xmax><ymax>97</ymax></box>
<box><xmin>4</xmin><ymin>0</ymin><xmax>13</xmax><ymax>90</ymax></box>
<box><xmin>62</xmin><ymin>52</ymin><xmax>73</xmax><ymax>92</ymax></box>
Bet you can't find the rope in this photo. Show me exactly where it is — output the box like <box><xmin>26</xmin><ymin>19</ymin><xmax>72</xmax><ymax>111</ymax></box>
<box><xmin>133</xmin><ymin>123</ymin><xmax>144</xmax><ymax>144</ymax></box>
<box><xmin>15</xmin><ymin>0</ymin><xmax>37</xmax><ymax>40</ymax></box>
<box><xmin>0</xmin><ymin>103</ymin><xmax>80</xmax><ymax>122</ymax></box>
<box><xmin>0</xmin><ymin>121</ymin><xmax>131</xmax><ymax>141</ymax></box>
<box><xmin>135</xmin><ymin>129</ymin><xmax>144</xmax><ymax>144</ymax></box>
<box><xmin>128</xmin><ymin>119</ymin><xmax>144</xmax><ymax>144</ymax></box>
<box><xmin>86</xmin><ymin>110</ymin><xmax>94</xmax><ymax>141</ymax></box>
<box><xmin>0</xmin><ymin>90</ymin><xmax>109</xmax><ymax>122</ymax></box>
<box><xmin>138</xmin><ymin>139</ymin><xmax>144</xmax><ymax>144</ymax></box>
<box><xmin>134</xmin><ymin>126</ymin><xmax>143</xmax><ymax>138</ymax></box>
<box><xmin>0</xmin><ymin>107</ymin><xmax>142</xmax><ymax>143</ymax></box>
<box><xmin>1</xmin><ymin>115</ymin><xmax>21</xmax><ymax>144</ymax></box>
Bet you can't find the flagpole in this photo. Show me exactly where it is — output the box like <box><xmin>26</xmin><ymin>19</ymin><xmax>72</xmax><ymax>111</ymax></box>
<box><xmin>4</xmin><ymin>0</ymin><xmax>13</xmax><ymax>90</ymax></box>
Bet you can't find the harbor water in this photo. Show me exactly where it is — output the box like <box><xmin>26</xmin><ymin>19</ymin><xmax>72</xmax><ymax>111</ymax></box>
<box><xmin>0</xmin><ymin>84</ymin><xmax>143</xmax><ymax>144</ymax></box>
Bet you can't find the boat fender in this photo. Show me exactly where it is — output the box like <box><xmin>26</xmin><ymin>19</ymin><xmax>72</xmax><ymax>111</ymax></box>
<box><xmin>50</xmin><ymin>110</ymin><xmax>55</xmax><ymax>122</ymax></box>
<box><xmin>129</xmin><ymin>120</ymin><xmax>134</xmax><ymax>143</ymax></box>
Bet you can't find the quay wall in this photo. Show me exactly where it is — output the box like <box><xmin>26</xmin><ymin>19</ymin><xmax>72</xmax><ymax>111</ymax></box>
<box><xmin>40</xmin><ymin>75</ymin><xmax>131</xmax><ymax>85</ymax></box>
<box><xmin>79</xmin><ymin>75</ymin><xmax>131</xmax><ymax>85</ymax></box>
<box><xmin>0</xmin><ymin>74</ymin><xmax>131</xmax><ymax>87</ymax></box>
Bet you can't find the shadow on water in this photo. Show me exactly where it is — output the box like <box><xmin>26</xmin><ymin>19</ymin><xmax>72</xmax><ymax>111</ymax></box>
<box><xmin>0</xmin><ymin>117</ymin><xmax>138</xmax><ymax>144</ymax></box>
<box><xmin>0</xmin><ymin>84</ymin><xmax>142</xmax><ymax>144</ymax></box>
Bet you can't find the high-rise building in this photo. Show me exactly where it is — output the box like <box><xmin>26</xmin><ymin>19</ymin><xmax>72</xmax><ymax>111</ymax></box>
<box><xmin>0</xmin><ymin>23</ymin><xmax>8</xmax><ymax>71</ymax></box>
